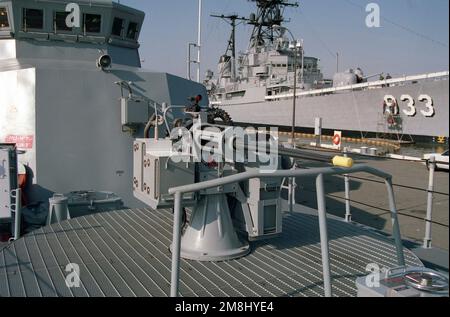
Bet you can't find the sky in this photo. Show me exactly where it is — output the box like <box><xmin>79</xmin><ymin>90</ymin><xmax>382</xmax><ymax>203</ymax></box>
<box><xmin>117</xmin><ymin>0</ymin><xmax>449</xmax><ymax>80</ymax></box>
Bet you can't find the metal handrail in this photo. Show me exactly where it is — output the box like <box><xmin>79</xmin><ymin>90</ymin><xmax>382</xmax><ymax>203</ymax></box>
<box><xmin>265</xmin><ymin>71</ymin><xmax>449</xmax><ymax>100</ymax></box>
<box><xmin>168</xmin><ymin>164</ymin><xmax>406</xmax><ymax>297</ymax></box>
<box><xmin>211</xmin><ymin>71</ymin><xmax>449</xmax><ymax>105</ymax></box>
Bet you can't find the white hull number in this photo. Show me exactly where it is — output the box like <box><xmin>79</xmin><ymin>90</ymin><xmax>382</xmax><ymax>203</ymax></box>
<box><xmin>384</xmin><ymin>94</ymin><xmax>435</xmax><ymax>117</ymax></box>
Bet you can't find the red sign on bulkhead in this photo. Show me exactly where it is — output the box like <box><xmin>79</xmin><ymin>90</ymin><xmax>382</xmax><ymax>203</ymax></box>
<box><xmin>5</xmin><ymin>135</ymin><xmax>34</xmax><ymax>149</ymax></box>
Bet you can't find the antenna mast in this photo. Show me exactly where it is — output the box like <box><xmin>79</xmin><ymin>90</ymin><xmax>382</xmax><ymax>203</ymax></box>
<box><xmin>197</xmin><ymin>0</ymin><xmax>202</xmax><ymax>83</ymax></box>
<box><xmin>211</xmin><ymin>14</ymin><xmax>249</xmax><ymax>81</ymax></box>
<box><xmin>248</xmin><ymin>0</ymin><xmax>299</xmax><ymax>48</ymax></box>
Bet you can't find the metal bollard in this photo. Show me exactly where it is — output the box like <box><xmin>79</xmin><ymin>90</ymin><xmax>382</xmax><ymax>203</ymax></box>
<box><xmin>343</xmin><ymin>149</ymin><xmax>352</xmax><ymax>222</ymax></box>
<box><xmin>360</xmin><ymin>147</ymin><xmax>368</xmax><ymax>155</ymax></box>
<box><xmin>423</xmin><ymin>156</ymin><xmax>436</xmax><ymax>249</ymax></box>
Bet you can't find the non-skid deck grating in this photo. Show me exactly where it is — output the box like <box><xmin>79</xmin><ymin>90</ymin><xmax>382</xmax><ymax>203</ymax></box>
<box><xmin>0</xmin><ymin>208</ymin><xmax>422</xmax><ymax>297</ymax></box>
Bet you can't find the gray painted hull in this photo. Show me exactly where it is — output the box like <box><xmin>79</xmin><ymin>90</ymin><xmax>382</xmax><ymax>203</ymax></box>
<box><xmin>219</xmin><ymin>78</ymin><xmax>449</xmax><ymax>138</ymax></box>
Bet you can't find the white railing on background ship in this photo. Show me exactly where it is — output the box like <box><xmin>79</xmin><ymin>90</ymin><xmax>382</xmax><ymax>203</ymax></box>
<box><xmin>210</xmin><ymin>71</ymin><xmax>449</xmax><ymax>106</ymax></box>
<box><xmin>265</xmin><ymin>71</ymin><xmax>449</xmax><ymax>101</ymax></box>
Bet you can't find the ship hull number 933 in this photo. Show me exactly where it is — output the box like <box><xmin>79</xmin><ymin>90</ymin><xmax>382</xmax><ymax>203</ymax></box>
<box><xmin>383</xmin><ymin>94</ymin><xmax>435</xmax><ymax>118</ymax></box>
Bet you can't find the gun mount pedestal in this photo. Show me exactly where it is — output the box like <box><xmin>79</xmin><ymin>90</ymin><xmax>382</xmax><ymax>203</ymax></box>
<box><xmin>173</xmin><ymin>193</ymin><xmax>250</xmax><ymax>262</ymax></box>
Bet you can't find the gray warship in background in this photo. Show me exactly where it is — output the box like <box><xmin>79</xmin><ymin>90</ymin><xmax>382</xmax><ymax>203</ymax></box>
<box><xmin>204</xmin><ymin>0</ymin><xmax>449</xmax><ymax>141</ymax></box>
<box><xmin>0</xmin><ymin>0</ymin><xmax>207</xmax><ymax>214</ymax></box>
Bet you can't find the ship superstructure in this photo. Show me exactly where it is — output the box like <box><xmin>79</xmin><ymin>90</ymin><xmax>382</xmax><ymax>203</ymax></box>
<box><xmin>0</xmin><ymin>0</ymin><xmax>207</xmax><ymax>208</ymax></box>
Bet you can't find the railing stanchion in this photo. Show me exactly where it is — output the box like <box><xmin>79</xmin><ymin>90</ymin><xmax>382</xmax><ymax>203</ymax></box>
<box><xmin>344</xmin><ymin>149</ymin><xmax>352</xmax><ymax>222</ymax></box>
<box><xmin>11</xmin><ymin>189</ymin><xmax>22</xmax><ymax>241</ymax></box>
<box><xmin>423</xmin><ymin>156</ymin><xmax>436</xmax><ymax>249</ymax></box>
<box><xmin>288</xmin><ymin>177</ymin><xmax>294</xmax><ymax>214</ymax></box>
<box><xmin>316</xmin><ymin>174</ymin><xmax>332</xmax><ymax>297</ymax></box>
<box><xmin>170</xmin><ymin>192</ymin><xmax>183</xmax><ymax>297</ymax></box>
<box><xmin>288</xmin><ymin>159</ymin><xmax>298</xmax><ymax>214</ymax></box>
<box><xmin>385</xmin><ymin>178</ymin><xmax>405</xmax><ymax>266</ymax></box>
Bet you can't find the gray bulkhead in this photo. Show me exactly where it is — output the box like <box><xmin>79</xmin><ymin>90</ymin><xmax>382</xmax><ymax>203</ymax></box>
<box><xmin>0</xmin><ymin>0</ymin><xmax>207</xmax><ymax>207</ymax></box>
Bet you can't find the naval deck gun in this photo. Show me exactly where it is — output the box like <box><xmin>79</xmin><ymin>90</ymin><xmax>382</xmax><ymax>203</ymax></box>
<box><xmin>130</xmin><ymin>106</ymin><xmax>423</xmax><ymax>297</ymax></box>
<box><xmin>132</xmin><ymin>102</ymin><xmax>359</xmax><ymax>262</ymax></box>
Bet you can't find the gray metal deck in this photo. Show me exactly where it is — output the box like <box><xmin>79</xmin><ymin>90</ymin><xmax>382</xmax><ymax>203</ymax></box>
<box><xmin>0</xmin><ymin>207</ymin><xmax>422</xmax><ymax>297</ymax></box>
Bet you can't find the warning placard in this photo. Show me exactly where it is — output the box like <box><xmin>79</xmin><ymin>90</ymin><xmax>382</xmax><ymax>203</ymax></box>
<box><xmin>5</xmin><ymin>135</ymin><xmax>34</xmax><ymax>149</ymax></box>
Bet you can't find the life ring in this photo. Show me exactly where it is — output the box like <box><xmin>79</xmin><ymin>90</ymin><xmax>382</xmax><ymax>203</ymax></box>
<box><xmin>333</xmin><ymin>134</ymin><xmax>341</xmax><ymax>146</ymax></box>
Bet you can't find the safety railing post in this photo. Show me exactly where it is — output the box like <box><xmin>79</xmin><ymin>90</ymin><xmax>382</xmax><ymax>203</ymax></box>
<box><xmin>423</xmin><ymin>156</ymin><xmax>436</xmax><ymax>249</ymax></box>
<box><xmin>287</xmin><ymin>159</ymin><xmax>298</xmax><ymax>214</ymax></box>
<box><xmin>385</xmin><ymin>178</ymin><xmax>405</xmax><ymax>266</ymax></box>
<box><xmin>170</xmin><ymin>192</ymin><xmax>183</xmax><ymax>297</ymax></box>
<box><xmin>292</xmin><ymin>164</ymin><xmax>297</xmax><ymax>210</ymax></box>
<box><xmin>288</xmin><ymin>176</ymin><xmax>294</xmax><ymax>214</ymax></box>
<box><xmin>316</xmin><ymin>174</ymin><xmax>332</xmax><ymax>297</ymax></box>
<box><xmin>343</xmin><ymin>149</ymin><xmax>352</xmax><ymax>222</ymax></box>
<box><xmin>11</xmin><ymin>189</ymin><xmax>22</xmax><ymax>241</ymax></box>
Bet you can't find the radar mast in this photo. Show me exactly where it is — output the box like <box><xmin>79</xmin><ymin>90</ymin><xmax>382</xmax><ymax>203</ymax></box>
<box><xmin>247</xmin><ymin>0</ymin><xmax>299</xmax><ymax>49</ymax></box>
<box><xmin>211</xmin><ymin>14</ymin><xmax>249</xmax><ymax>81</ymax></box>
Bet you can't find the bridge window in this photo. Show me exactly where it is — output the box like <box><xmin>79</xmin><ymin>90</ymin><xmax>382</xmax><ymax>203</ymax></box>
<box><xmin>126</xmin><ymin>22</ymin><xmax>139</xmax><ymax>40</ymax></box>
<box><xmin>23</xmin><ymin>8</ymin><xmax>44</xmax><ymax>31</ymax></box>
<box><xmin>84</xmin><ymin>13</ymin><xmax>101</xmax><ymax>33</ymax></box>
<box><xmin>0</xmin><ymin>7</ymin><xmax>9</xmax><ymax>28</ymax></box>
<box><xmin>54</xmin><ymin>12</ymin><xmax>72</xmax><ymax>31</ymax></box>
<box><xmin>111</xmin><ymin>17</ymin><xmax>124</xmax><ymax>37</ymax></box>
